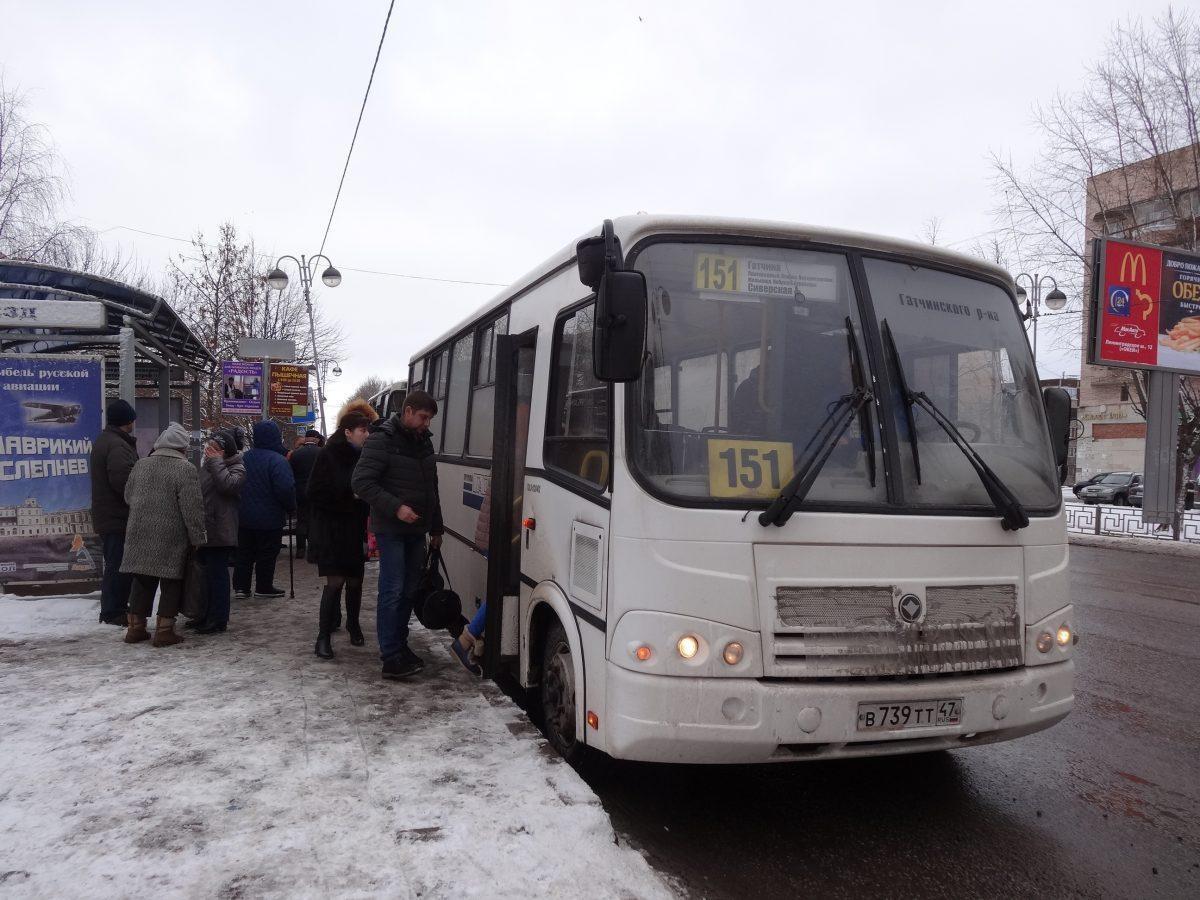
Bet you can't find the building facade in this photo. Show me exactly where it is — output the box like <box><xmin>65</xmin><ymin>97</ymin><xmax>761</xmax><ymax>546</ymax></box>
<box><xmin>0</xmin><ymin>497</ymin><xmax>92</xmax><ymax>537</ymax></box>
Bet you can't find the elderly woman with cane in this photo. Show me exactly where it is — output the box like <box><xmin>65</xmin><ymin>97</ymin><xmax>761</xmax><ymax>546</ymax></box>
<box><xmin>308</xmin><ymin>400</ymin><xmax>378</xmax><ymax>658</ymax></box>
<box><xmin>120</xmin><ymin>422</ymin><xmax>207</xmax><ymax>647</ymax></box>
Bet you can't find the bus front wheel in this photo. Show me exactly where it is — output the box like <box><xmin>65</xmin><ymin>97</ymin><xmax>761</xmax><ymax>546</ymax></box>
<box><xmin>539</xmin><ymin>621</ymin><xmax>583</xmax><ymax>763</ymax></box>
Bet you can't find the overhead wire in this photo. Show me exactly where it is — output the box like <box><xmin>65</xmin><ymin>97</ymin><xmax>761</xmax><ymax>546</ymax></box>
<box><xmin>318</xmin><ymin>0</ymin><xmax>396</xmax><ymax>257</ymax></box>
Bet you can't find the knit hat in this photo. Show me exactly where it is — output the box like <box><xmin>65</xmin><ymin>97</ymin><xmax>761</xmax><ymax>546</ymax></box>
<box><xmin>106</xmin><ymin>399</ymin><xmax>137</xmax><ymax>427</ymax></box>
<box><xmin>153</xmin><ymin>422</ymin><xmax>190</xmax><ymax>452</ymax></box>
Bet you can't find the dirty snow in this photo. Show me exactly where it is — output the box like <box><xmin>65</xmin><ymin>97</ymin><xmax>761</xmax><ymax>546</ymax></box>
<box><xmin>0</xmin><ymin>564</ymin><xmax>676</xmax><ymax>899</ymax></box>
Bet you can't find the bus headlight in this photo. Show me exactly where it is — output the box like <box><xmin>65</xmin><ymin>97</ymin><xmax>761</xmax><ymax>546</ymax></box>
<box><xmin>1036</xmin><ymin>631</ymin><xmax>1054</xmax><ymax>654</ymax></box>
<box><xmin>677</xmin><ymin>635</ymin><xmax>700</xmax><ymax>660</ymax></box>
<box><xmin>1056</xmin><ymin>625</ymin><xmax>1071</xmax><ymax>647</ymax></box>
<box><xmin>722</xmin><ymin>641</ymin><xmax>744</xmax><ymax>666</ymax></box>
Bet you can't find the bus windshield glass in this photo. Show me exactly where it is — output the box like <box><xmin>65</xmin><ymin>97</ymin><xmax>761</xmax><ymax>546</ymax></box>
<box><xmin>628</xmin><ymin>241</ymin><xmax>1060</xmax><ymax>513</ymax></box>
<box><xmin>629</xmin><ymin>242</ymin><xmax>885</xmax><ymax>506</ymax></box>
<box><xmin>866</xmin><ymin>257</ymin><xmax>1059</xmax><ymax>510</ymax></box>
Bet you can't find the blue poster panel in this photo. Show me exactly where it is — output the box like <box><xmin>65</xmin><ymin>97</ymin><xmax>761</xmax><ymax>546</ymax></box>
<box><xmin>0</xmin><ymin>355</ymin><xmax>104</xmax><ymax>586</ymax></box>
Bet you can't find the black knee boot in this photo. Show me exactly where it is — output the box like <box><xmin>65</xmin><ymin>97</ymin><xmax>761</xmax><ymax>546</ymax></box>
<box><xmin>314</xmin><ymin>585</ymin><xmax>339</xmax><ymax>659</ymax></box>
<box><xmin>345</xmin><ymin>582</ymin><xmax>364</xmax><ymax>646</ymax></box>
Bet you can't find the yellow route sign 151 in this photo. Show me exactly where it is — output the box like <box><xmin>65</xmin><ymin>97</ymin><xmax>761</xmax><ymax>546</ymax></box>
<box><xmin>707</xmin><ymin>438</ymin><xmax>794</xmax><ymax>498</ymax></box>
<box><xmin>694</xmin><ymin>253</ymin><xmax>741</xmax><ymax>292</ymax></box>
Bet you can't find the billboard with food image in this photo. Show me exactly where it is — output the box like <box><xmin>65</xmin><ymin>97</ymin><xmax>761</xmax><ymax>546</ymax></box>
<box><xmin>1091</xmin><ymin>238</ymin><xmax>1200</xmax><ymax>375</ymax></box>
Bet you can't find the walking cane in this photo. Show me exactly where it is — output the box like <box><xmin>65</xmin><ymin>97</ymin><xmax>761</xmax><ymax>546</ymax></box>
<box><xmin>287</xmin><ymin>511</ymin><xmax>295</xmax><ymax>599</ymax></box>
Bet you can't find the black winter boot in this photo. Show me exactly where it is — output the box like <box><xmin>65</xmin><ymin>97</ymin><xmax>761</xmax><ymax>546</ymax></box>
<box><xmin>345</xmin><ymin>582</ymin><xmax>364</xmax><ymax>646</ymax></box>
<box><xmin>314</xmin><ymin>633</ymin><xmax>334</xmax><ymax>659</ymax></box>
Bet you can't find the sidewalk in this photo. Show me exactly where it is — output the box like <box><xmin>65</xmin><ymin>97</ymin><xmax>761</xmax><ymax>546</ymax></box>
<box><xmin>0</xmin><ymin>556</ymin><xmax>676</xmax><ymax>899</ymax></box>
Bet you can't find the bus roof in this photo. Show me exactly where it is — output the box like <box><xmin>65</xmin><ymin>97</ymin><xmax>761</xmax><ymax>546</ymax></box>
<box><xmin>410</xmin><ymin>214</ymin><xmax>1017</xmax><ymax>362</ymax></box>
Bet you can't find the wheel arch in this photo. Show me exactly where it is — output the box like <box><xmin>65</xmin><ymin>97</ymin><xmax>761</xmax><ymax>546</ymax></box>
<box><xmin>521</xmin><ymin>580</ymin><xmax>587</xmax><ymax>743</ymax></box>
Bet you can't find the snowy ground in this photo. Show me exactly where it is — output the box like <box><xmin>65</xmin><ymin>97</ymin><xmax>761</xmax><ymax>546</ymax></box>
<box><xmin>0</xmin><ymin>561</ymin><xmax>676</xmax><ymax>899</ymax></box>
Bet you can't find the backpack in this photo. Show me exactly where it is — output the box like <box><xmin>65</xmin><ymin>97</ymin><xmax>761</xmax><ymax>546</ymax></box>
<box><xmin>414</xmin><ymin>548</ymin><xmax>461</xmax><ymax>630</ymax></box>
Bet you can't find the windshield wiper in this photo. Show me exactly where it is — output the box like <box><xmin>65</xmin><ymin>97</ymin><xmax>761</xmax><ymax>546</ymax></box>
<box><xmin>845</xmin><ymin>316</ymin><xmax>876</xmax><ymax>488</ymax></box>
<box><xmin>880</xmin><ymin>319</ymin><xmax>1029</xmax><ymax>532</ymax></box>
<box><xmin>759</xmin><ymin>324</ymin><xmax>873</xmax><ymax>527</ymax></box>
<box><xmin>882</xmin><ymin>321</ymin><xmax>920</xmax><ymax>483</ymax></box>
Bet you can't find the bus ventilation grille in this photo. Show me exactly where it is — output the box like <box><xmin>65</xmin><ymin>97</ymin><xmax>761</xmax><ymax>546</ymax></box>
<box><xmin>770</xmin><ymin>584</ymin><xmax>1021</xmax><ymax>678</ymax></box>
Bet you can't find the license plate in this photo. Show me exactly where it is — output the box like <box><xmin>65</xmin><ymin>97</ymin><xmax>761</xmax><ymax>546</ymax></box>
<box><xmin>857</xmin><ymin>699</ymin><xmax>962</xmax><ymax>732</ymax></box>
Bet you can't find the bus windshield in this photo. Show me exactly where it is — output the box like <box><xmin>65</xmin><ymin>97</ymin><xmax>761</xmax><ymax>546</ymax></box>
<box><xmin>628</xmin><ymin>241</ymin><xmax>1060</xmax><ymax>513</ymax></box>
<box><xmin>629</xmin><ymin>242</ymin><xmax>885</xmax><ymax>507</ymax></box>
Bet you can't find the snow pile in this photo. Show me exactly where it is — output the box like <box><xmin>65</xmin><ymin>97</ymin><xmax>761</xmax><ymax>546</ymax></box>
<box><xmin>0</xmin><ymin>582</ymin><xmax>675</xmax><ymax>898</ymax></box>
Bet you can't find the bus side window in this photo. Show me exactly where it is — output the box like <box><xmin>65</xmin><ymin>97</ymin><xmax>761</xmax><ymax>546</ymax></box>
<box><xmin>545</xmin><ymin>303</ymin><xmax>609</xmax><ymax>489</ymax></box>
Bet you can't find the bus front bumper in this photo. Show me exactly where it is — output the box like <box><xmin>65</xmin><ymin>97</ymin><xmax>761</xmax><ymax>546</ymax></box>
<box><xmin>602</xmin><ymin>660</ymin><xmax>1073</xmax><ymax>764</ymax></box>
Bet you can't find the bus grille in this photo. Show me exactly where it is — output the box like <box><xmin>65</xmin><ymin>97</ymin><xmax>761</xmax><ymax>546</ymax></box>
<box><xmin>770</xmin><ymin>584</ymin><xmax>1022</xmax><ymax>678</ymax></box>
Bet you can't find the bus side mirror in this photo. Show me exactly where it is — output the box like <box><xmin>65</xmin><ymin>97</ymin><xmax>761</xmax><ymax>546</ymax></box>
<box><xmin>593</xmin><ymin>270</ymin><xmax>647</xmax><ymax>383</ymax></box>
<box><xmin>1042</xmin><ymin>387</ymin><xmax>1071</xmax><ymax>474</ymax></box>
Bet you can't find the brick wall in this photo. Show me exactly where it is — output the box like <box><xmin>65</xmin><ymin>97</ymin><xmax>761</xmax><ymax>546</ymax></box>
<box><xmin>1091</xmin><ymin>422</ymin><xmax>1148</xmax><ymax>440</ymax></box>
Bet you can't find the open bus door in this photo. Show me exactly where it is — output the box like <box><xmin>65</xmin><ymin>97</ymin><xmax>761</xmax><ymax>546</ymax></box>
<box><xmin>482</xmin><ymin>328</ymin><xmax>537</xmax><ymax>676</ymax></box>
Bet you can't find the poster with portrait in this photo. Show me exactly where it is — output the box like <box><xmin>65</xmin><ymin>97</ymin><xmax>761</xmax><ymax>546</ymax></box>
<box><xmin>221</xmin><ymin>360</ymin><xmax>264</xmax><ymax>415</ymax></box>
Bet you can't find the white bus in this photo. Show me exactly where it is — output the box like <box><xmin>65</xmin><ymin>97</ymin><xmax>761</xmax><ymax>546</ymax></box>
<box><xmin>367</xmin><ymin>380</ymin><xmax>408</xmax><ymax>420</ymax></box>
<box><xmin>409</xmin><ymin>215</ymin><xmax>1075</xmax><ymax>764</ymax></box>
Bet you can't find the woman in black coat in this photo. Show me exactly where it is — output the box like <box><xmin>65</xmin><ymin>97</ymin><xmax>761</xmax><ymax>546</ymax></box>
<box><xmin>308</xmin><ymin>400</ymin><xmax>377</xmax><ymax>658</ymax></box>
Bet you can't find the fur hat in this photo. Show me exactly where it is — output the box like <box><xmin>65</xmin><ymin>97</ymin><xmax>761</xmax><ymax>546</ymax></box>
<box><xmin>337</xmin><ymin>398</ymin><xmax>379</xmax><ymax>432</ymax></box>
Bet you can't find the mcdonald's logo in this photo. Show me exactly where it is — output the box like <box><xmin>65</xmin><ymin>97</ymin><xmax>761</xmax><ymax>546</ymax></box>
<box><xmin>1119</xmin><ymin>251</ymin><xmax>1148</xmax><ymax>285</ymax></box>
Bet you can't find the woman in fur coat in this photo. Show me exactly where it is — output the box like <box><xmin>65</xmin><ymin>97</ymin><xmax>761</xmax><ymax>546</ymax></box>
<box><xmin>308</xmin><ymin>399</ymin><xmax>378</xmax><ymax>658</ymax></box>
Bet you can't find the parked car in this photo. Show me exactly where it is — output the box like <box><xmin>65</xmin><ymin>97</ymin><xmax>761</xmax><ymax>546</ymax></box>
<box><xmin>1132</xmin><ymin>479</ymin><xmax>1197</xmax><ymax>509</ymax></box>
<box><xmin>1078</xmin><ymin>472</ymin><xmax>1142</xmax><ymax>505</ymax></box>
<box><xmin>1073</xmin><ymin>472</ymin><xmax>1113</xmax><ymax>497</ymax></box>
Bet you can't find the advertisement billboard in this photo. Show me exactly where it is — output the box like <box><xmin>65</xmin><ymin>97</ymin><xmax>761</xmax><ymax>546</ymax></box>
<box><xmin>268</xmin><ymin>364</ymin><xmax>310</xmax><ymax>418</ymax></box>
<box><xmin>1091</xmin><ymin>238</ymin><xmax>1200</xmax><ymax>375</ymax></box>
<box><xmin>0</xmin><ymin>355</ymin><xmax>104</xmax><ymax>586</ymax></box>
<box><xmin>221</xmin><ymin>361</ymin><xmax>264</xmax><ymax>415</ymax></box>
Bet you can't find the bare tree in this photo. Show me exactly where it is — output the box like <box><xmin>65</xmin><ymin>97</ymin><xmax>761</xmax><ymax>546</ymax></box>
<box><xmin>991</xmin><ymin>7</ymin><xmax>1200</xmax><ymax>536</ymax></box>
<box><xmin>167</xmin><ymin>223</ymin><xmax>346</xmax><ymax>426</ymax></box>
<box><xmin>348</xmin><ymin>375</ymin><xmax>388</xmax><ymax>403</ymax></box>
<box><xmin>919</xmin><ymin>216</ymin><xmax>943</xmax><ymax>246</ymax></box>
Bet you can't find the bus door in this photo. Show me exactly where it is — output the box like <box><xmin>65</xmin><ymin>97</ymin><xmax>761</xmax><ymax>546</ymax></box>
<box><xmin>482</xmin><ymin>328</ymin><xmax>537</xmax><ymax>675</ymax></box>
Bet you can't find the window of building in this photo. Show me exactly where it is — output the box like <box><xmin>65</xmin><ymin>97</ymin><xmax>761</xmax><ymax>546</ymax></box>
<box><xmin>1120</xmin><ymin>384</ymin><xmax>1130</xmax><ymax>402</ymax></box>
<box><xmin>545</xmin><ymin>303</ymin><xmax>609</xmax><ymax>489</ymax></box>
<box><xmin>468</xmin><ymin>313</ymin><xmax>508</xmax><ymax>458</ymax></box>
<box><xmin>441</xmin><ymin>335</ymin><xmax>473</xmax><ymax>455</ymax></box>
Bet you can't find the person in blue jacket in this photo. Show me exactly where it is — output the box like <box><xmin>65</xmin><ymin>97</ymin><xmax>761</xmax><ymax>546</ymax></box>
<box><xmin>233</xmin><ymin>421</ymin><xmax>296</xmax><ymax>598</ymax></box>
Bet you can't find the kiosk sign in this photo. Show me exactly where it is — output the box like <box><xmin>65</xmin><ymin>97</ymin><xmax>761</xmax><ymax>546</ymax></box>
<box><xmin>1092</xmin><ymin>238</ymin><xmax>1200</xmax><ymax>375</ymax></box>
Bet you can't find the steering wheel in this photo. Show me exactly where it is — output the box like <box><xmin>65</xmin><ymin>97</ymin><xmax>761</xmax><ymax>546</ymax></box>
<box><xmin>955</xmin><ymin>421</ymin><xmax>982</xmax><ymax>442</ymax></box>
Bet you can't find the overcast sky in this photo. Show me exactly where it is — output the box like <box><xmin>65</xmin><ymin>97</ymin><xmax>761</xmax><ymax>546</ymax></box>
<box><xmin>5</xmin><ymin>0</ymin><xmax>1143</xmax><ymax>414</ymax></box>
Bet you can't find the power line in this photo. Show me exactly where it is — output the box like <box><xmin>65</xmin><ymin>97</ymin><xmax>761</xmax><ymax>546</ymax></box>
<box><xmin>319</xmin><ymin>0</ymin><xmax>396</xmax><ymax>257</ymax></box>
<box><xmin>84</xmin><ymin>220</ymin><xmax>507</xmax><ymax>287</ymax></box>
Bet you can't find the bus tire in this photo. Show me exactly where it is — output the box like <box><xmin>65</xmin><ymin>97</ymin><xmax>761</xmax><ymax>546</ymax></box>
<box><xmin>539</xmin><ymin>620</ymin><xmax>583</xmax><ymax>764</ymax></box>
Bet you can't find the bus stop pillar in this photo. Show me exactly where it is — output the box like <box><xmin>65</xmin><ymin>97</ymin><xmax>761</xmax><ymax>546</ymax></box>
<box><xmin>118</xmin><ymin>324</ymin><xmax>136</xmax><ymax>405</ymax></box>
<box><xmin>1141</xmin><ymin>370</ymin><xmax>1180</xmax><ymax>526</ymax></box>
<box><xmin>158</xmin><ymin>364</ymin><xmax>171</xmax><ymax>434</ymax></box>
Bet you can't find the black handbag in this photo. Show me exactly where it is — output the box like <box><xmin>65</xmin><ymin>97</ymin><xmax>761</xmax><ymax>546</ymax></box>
<box><xmin>414</xmin><ymin>548</ymin><xmax>461</xmax><ymax>630</ymax></box>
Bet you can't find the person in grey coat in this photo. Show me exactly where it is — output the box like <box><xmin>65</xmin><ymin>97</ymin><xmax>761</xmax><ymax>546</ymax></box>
<box><xmin>191</xmin><ymin>429</ymin><xmax>246</xmax><ymax>635</ymax></box>
<box><xmin>120</xmin><ymin>422</ymin><xmax>208</xmax><ymax>647</ymax></box>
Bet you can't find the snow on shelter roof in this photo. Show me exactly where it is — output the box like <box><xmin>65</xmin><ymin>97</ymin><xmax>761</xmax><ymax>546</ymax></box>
<box><xmin>411</xmin><ymin>213</ymin><xmax>1017</xmax><ymax>361</ymax></box>
<box><xmin>0</xmin><ymin>259</ymin><xmax>216</xmax><ymax>375</ymax></box>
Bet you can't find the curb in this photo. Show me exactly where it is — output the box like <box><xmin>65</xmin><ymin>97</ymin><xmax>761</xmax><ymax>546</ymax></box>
<box><xmin>1069</xmin><ymin>532</ymin><xmax>1200</xmax><ymax>558</ymax></box>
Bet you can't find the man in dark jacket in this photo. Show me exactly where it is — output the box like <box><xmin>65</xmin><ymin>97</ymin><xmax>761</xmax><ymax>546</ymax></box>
<box><xmin>288</xmin><ymin>429</ymin><xmax>323</xmax><ymax>557</ymax></box>
<box><xmin>89</xmin><ymin>399</ymin><xmax>139</xmax><ymax>626</ymax></box>
<box><xmin>233</xmin><ymin>421</ymin><xmax>296</xmax><ymax>599</ymax></box>
<box><xmin>352</xmin><ymin>390</ymin><xmax>443</xmax><ymax>679</ymax></box>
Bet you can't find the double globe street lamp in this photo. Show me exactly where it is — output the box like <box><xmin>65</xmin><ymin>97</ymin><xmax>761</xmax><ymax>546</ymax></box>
<box><xmin>265</xmin><ymin>255</ymin><xmax>341</xmax><ymax>435</ymax></box>
<box><xmin>1014</xmin><ymin>273</ymin><xmax>1068</xmax><ymax>365</ymax></box>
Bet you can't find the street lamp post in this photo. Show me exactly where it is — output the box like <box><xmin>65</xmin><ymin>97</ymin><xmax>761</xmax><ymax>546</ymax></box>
<box><xmin>1014</xmin><ymin>273</ymin><xmax>1068</xmax><ymax>366</ymax></box>
<box><xmin>266</xmin><ymin>255</ymin><xmax>342</xmax><ymax>434</ymax></box>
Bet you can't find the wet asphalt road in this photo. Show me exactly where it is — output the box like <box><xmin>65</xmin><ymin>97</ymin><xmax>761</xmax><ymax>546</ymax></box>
<box><xmin>575</xmin><ymin>544</ymin><xmax>1200</xmax><ymax>899</ymax></box>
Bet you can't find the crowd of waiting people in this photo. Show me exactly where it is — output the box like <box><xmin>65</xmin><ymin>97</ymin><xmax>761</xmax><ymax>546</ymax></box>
<box><xmin>89</xmin><ymin>390</ymin><xmax>480</xmax><ymax>679</ymax></box>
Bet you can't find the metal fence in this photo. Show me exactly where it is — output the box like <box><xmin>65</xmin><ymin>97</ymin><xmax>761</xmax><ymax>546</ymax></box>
<box><xmin>1064</xmin><ymin>501</ymin><xmax>1200</xmax><ymax>543</ymax></box>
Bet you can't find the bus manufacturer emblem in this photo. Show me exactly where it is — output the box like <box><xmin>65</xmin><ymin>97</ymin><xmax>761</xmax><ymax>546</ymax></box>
<box><xmin>897</xmin><ymin>593</ymin><xmax>924</xmax><ymax>624</ymax></box>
